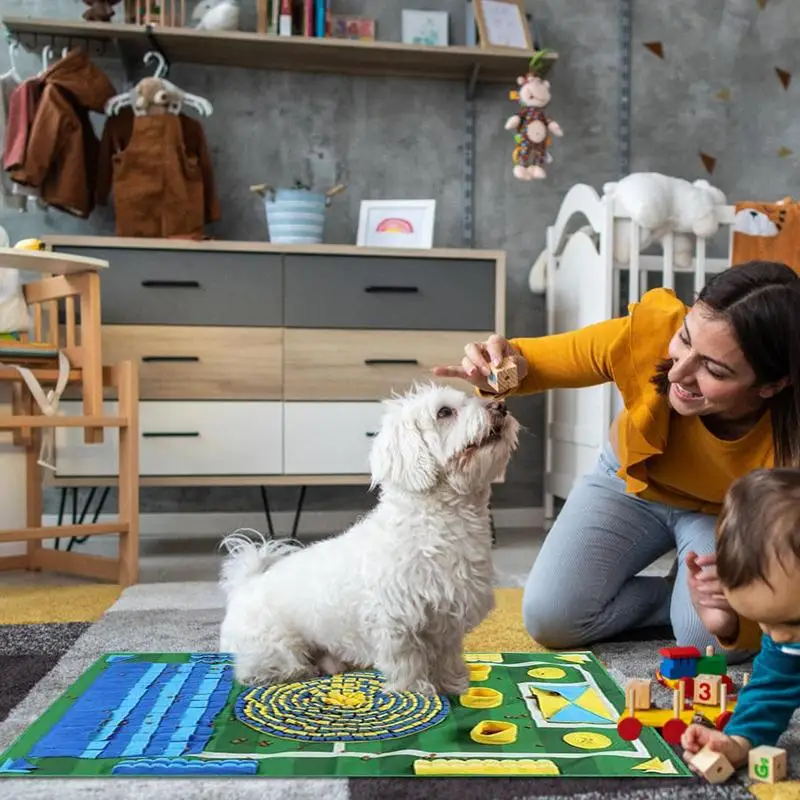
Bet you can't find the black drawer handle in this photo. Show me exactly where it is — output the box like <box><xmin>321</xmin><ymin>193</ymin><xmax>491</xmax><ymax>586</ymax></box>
<box><xmin>365</xmin><ymin>431</ymin><xmax>378</xmax><ymax>438</ymax></box>
<box><xmin>364</xmin><ymin>286</ymin><xmax>419</xmax><ymax>294</ymax></box>
<box><xmin>141</xmin><ymin>356</ymin><xmax>200</xmax><ymax>363</ymax></box>
<box><xmin>141</xmin><ymin>280</ymin><xmax>201</xmax><ymax>289</ymax></box>
<box><xmin>364</xmin><ymin>358</ymin><xmax>419</xmax><ymax>366</ymax></box>
<box><xmin>142</xmin><ymin>431</ymin><xmax>201</xmax><ymax>438</ymax></box>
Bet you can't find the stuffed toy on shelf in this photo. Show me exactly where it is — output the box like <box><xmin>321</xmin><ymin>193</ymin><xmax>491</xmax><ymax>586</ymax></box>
<box><xmin>505</xmin><ymin>50</ymin><xmax>562</xmax><ymax>181</ymax></box>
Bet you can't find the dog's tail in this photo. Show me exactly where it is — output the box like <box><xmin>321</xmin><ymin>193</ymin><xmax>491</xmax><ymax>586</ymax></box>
<box><xmin>218</xmin><ymin>529</ymin><xmax>301</xmax><ymax>597</ymax></box>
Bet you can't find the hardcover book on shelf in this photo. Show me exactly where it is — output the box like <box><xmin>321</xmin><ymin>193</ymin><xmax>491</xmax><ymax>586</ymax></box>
<box><xmin>315</xmin><ymin>0</ymin><xmax>330</xmax><ymax>37</ymax></box>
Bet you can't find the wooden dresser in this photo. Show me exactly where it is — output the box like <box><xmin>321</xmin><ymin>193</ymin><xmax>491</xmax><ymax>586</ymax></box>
<box><xmin>44</xmin><ymin>237</ymin><xmax>505</xmax><ymax>532</ymax></box>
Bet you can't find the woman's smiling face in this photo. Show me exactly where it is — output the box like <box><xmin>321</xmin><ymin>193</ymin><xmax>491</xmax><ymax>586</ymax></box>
<box><xmin>665</xmin><ymin>303</ymin><xmax>770</xmax><ymax>420</ymax></box>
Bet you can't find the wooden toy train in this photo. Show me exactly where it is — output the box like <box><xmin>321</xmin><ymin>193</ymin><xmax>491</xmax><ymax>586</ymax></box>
<box><xmin>618</xmin><ymin>645</ymin><xmax>748</xmax><ymax>745</ymax></box>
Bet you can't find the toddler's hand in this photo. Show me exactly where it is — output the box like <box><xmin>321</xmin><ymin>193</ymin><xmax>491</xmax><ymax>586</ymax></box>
<box><xmin>681</xmin><ymin>725</ymin><xmax>750</xmax><ymax>770</ymax></box>
<box><xmin>686</xmin><ymin>551</ymin><xmax>739</xmax><ymax>641</ymax></box>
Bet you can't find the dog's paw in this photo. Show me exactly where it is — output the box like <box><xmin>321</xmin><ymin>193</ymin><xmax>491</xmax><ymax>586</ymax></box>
<box><xmin>382</xmin><ymin>678</ymin><xmax>438</xmax><ymax>696</ymax></box>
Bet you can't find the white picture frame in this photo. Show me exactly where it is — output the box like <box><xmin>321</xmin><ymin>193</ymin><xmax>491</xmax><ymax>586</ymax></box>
<box><xmin>474</xmin><ymin>0</ymin><xmax>532</xmax><ymax>51</ymax></box>
<box><xmin>401</xmin><ymin>10</ymin><xmax>450</xmax><ymax>47</ymax></box>
<box><xmin>357</xmin><ymin>200</ymin><xmax>436</xmax><ymax>249</ymax></box>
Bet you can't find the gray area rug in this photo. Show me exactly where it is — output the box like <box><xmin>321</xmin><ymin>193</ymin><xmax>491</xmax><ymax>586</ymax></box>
<box><xmin>0</xmin><ymin>582</ymin><xmax>796</xmax><ymax>799</ymax></box>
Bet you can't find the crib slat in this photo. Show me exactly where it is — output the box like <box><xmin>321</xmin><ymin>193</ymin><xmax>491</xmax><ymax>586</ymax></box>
<box><xmin>662</xmin><ymin>233</ymin><xmax>675</xmax><ymax>290</ymax></box>
<box><xmin>695</xmin><ymin>237</ymin><xmax>707</xmax><ymax>294</ymax></box>
<box><xmin>628</xmin><ymin>222</ymin><xmax>640</xmax><ymax>304</ymax></box>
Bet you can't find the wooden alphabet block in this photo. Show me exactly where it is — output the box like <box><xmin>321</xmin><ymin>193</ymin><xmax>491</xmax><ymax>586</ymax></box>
<box><xmin>487</xmin><ymin>357</ymin><xmax>518</xmax><ymax>394</ymax></box>
<box><xmin>693</xmin><ymin>674</ymin><xmax>722</xmax><ymax>706</ymax></box>
<box><xmin>690</xmin><ymin>745</ymin><xmax>735</xmax><ymax>784</ymax></box>
<box><xmin>625</xmin><ymin>678</ymin><xmax>651</xmax><ymax>710</ymax></box>
<box><xmin>749</xmin><ymin>745</ymin><xmax>788</xmax><ymax>784</ymax></box>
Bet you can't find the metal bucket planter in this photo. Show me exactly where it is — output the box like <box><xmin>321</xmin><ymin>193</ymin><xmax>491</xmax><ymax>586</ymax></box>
<box><xmin>263</xmin><ymin>187</ymin><xmax>327</xmax><ymax>244</ymax></box>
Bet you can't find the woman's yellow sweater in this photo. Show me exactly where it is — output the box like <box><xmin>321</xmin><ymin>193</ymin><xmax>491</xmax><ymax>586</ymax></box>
<box><xmin>506</xmin><ymin>287</ymin><xmax>767</xmax><ymax>651</ymax></box>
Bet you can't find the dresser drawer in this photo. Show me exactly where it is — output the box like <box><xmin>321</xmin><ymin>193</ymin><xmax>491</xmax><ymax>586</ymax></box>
<box><xmin>55</xmin><ymin>401</ymin><xmax>283</xmax><ymax>477</ymax></box>
<box><xmin>284</xmin><ymin>329</ymin><xmax>485</xmax><ymax>400</ymax></box>
<box><xmin>50</xmin><ymin>246</ymin><xmax>283</xmax><ymax>327</ymax></box>
<box><xmin>100</xmin><ymin>326</ymin><xmax>283</xmax><ymax>400</ymax></box>
<box><xmin>283</xmin><ymin>255</ymin><xmax>496</xmax><ymax>330</ymax></box>
<box><xmin>283</xmin><ymin>402</ymin><xmax>384</xmax><ymax>474</ymax></box>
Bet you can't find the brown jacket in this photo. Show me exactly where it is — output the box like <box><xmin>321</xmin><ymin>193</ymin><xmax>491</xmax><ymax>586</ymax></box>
<box><xmin>97</xmin><ymin>107</ymin><xmax>220</xmax><ymax>238</ymax></box>
<box><xmin>10</xmin><ymin>49</ymin><xmax>115</xmax><ymax>218</ymax></box>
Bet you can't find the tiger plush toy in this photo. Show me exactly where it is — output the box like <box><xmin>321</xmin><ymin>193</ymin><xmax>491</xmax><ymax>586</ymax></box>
<box><xmin>732</xmin><ymin>197</ymin><xmax>800</xmax><ymax>273</ymax></box>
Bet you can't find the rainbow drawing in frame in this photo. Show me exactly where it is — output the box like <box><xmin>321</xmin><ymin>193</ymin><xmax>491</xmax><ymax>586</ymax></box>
<box><xmin>356</xmin><ymin>199</ymin><xmax>436</xmax><ymax>249</ymax></box>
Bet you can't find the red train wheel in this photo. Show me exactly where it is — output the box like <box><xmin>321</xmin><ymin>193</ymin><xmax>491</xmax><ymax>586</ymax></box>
<box><xmin>618</xmin><ymin>717</ymin><xmax>642</xmax><ymax>741</ymax></box>
<box><xmin>662</xmin><ymin>718</ymin><xmax>687</xmax><ymax>745</ymax></box>
<box><xmin>716</xmin><ymin>711</ymin><xmax>733</xmax><ymax>731</ymax></box>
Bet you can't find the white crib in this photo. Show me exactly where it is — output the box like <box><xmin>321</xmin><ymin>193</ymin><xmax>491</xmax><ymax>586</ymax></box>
<box><xmin>542</xmin><ymin>183</ymin><xmax>737</xmax><ymax>518</ymax></box>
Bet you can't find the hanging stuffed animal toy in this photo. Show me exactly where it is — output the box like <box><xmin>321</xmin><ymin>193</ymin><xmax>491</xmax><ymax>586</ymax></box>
<box><xmin>505</xmin><ymin>50</ymin><xmax>563</xmax><ymax>180</ymax></box>
<box><xmin>134</xmin><ymin>76</ymin><xmax>183</xmax><ymax>116</ymax></box>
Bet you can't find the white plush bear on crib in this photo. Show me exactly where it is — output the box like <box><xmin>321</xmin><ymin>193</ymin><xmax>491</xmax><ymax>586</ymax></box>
<box><xmin>527</xmin><ymin>172</ymin><xmax>727</xmax><ymax>294</ymax></box>
<box><xmin>603</xmin><ymin>172</ymin><xmax>727</xmax><ymax>269</ymax></box>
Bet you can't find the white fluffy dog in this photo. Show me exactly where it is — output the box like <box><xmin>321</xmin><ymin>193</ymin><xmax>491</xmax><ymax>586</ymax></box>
<box><xmin>218</xmin><ymin>383</ymin><xmax>519</xmax><ymax>696</ymax></box>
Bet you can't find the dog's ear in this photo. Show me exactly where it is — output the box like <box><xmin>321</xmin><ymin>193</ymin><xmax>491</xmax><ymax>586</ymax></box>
<box><xmin>368</xmin><ymin>400</ymin><xmax>438</xmax><ymax>493</ymax></box>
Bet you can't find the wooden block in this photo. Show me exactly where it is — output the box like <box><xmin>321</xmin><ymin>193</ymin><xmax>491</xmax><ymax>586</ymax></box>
<box><xmin>693</xmin><ymin>674</ymin><xmax>722</xmax><ymax>706</ymax></box>
<box><xmin>487</xmin><ymin>357</ymin><xmax>518</xmax><ymax>393</ymax></box>
<box><xmin>690</xmin><ymin>745</ymin><xmax>735</xmax><ymax>784</ymax></box>
<box><xmin>749</xmin><ymin>745</ymin><xmax>788</xmax><ymax>784</ymax></box>
<box><xmin>625</xmin><ymin>678</ymin><xmax>651</xmax><ymax>710</ymax></box>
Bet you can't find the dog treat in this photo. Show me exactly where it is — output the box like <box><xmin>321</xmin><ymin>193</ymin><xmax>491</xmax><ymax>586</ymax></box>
<box><xmin>488</xmin><ymin>357</ymin><xmax>519</xmax><ymax>394</ymax></box>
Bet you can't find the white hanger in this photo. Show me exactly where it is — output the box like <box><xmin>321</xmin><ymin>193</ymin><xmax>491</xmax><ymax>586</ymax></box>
<box><xmin>104</xmin><ymin>49</ymin><xmax>214</xmax><ymax>117</ymax></box>
<box><xmin>38</xmin><ymin>44</ymin><xmax>53</xmax><ymax>76</ymax></box>
<box><xmin>143</xmin><ymin>50</ymin><xmax>168</xmax><ymax>79</ymax></box>
<box><xmin>1</xmin><ymin>41</ymin><xmax>22</xmax><ymax>82</ymax></box>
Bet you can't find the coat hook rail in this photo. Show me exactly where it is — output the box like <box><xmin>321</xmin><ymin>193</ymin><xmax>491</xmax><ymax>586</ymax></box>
<box><xmin>5</xmin><ymin>30</ymin><xmax>109</xmax><ymax>59</ymax></box>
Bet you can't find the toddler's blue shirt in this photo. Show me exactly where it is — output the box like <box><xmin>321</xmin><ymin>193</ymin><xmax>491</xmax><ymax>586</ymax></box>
<box><xmin>724</xmin><ymin>634</ymin><xmax>800</xmax><ymax>747</ymax></box>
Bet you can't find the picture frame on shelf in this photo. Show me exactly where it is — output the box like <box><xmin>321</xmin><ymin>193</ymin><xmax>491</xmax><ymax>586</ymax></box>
<box><xmin>401</xmin><ymin>10</ymin><xmax>450</xmax><ymax>46</ymax></box>
<box><xmin>474</xmin><ymin>0</ymin><xmax>532</xmax><ymax>51</ymax></box>
<box><xmin>329</xmin><ymin>15</ymin><xmax>376</xmax><ymax>40</ymax></box>
<box><xmin>357</xmin><ymin>200</ymin><xmax>436</xmax><ymax>249</ymax></box>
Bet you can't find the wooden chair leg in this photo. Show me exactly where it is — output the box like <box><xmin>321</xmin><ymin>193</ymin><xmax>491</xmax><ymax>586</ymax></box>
<box><xmin>11</xmin><ymin>382</ymin><xmax>31</xmax><ymax>448</ymax></box>
<box><xmin>78</xmin><ymin>272</ymin><xmax>104</xmax><ymax>445</ymax></box>
<box><xmin>25</xmin><ymin>428</ymin><xmax>43</xmax><ymax>569</ymax></box>
<box><xmin>115</xmin><ymin>360</ymin><xmax>139</xmax><ymax>587</ymax></box>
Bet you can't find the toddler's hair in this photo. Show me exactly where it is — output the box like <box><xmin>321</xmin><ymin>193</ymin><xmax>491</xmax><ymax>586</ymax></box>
<box><xmin>716</xmin><ymin>467</ymin><xmax>800</xmax><ymax>590</ymax></box>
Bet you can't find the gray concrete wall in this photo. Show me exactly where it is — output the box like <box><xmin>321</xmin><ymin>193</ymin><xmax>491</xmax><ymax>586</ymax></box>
<box><xmin>0</xmin><ymin>0</ymin><xmax>795</xmax><ymax>517</ymax></box>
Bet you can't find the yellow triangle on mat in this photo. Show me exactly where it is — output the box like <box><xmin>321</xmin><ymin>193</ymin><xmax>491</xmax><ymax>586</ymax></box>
<box><xmin>531</xmin><ymin>687</ymin><xmax>569</xmax><ymax>719</ymax></box>
<box><xmin>576</xmin><ymin>686</ymin><xmax>616</xmax><ymax>722</ymax></box>
<box><xmin>555</xmin><ymin>654</ymin><xmax>592</xmax><ymax>664</ymax></box>
<box><xmin>0</xmin><ymin>585</ymin><xmax>121</xmax><ymax>624</ymax></box>
<box><xmin>632</xmin><ymin>757</ymin><xmax>678</xmax><ymax>775</ymax></box>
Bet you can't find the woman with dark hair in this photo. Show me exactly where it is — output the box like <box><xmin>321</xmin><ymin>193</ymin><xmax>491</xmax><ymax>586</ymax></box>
<box><xmin>434</xmin><ymin>261</ymin><xmax>800</xmax><ymax>657</ymax></box>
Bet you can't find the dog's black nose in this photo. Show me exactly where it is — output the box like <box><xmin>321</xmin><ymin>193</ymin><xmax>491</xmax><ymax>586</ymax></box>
<box><xmin>487</xmin><ymin>400</ymin><xmax>507</xmax><ymax>416</ymax></box>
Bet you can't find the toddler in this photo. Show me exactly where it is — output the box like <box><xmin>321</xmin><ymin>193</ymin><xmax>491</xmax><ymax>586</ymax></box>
<box><xmin>682</xmin><ymin>468</ymin><xmax>800</xmax><ymax>770</ymax></box>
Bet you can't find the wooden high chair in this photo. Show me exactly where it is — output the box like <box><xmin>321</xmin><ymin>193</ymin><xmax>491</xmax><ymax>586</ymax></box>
<box><xmin>0</xmin><ymin>249</ymin><xmax>140</xmax><ymax>586</ymax></box>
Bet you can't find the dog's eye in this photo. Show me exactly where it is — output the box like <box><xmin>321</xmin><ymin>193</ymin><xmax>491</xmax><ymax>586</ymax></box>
<box><xmin>437</xmin><ymin>406</ymin><xmax>454</xmax><ymax>419</ymax></box>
